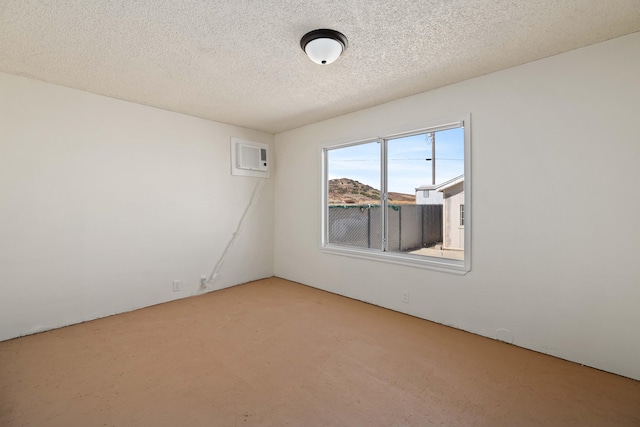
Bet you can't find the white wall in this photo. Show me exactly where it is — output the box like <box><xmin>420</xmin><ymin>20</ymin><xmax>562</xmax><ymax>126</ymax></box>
<box><xmin>274</xmin><ymin>33</ymin><xmax>640</xmax><ymax>380</ymax></box>
<box><xmin>0</xmin><ymin>72</ymin><xmax>274</xmax><ymax>341</ymax></box>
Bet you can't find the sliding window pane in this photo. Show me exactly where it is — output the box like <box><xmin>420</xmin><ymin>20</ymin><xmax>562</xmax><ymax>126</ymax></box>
<box><xmin>326</xmin><ymin>141</ymin><xmax>381</xmax><ymax>249</ymax></box>
<box><xmin>386</xmin><ymin>128</ymin><xmax>464</xmax><ymax>260</ymax></box>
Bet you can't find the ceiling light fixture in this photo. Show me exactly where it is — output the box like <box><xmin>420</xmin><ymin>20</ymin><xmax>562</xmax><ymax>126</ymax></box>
<box><xmin>300</xmin><ymin>29</ymin><xmax>348</xmax><ymax>65</ymax></box>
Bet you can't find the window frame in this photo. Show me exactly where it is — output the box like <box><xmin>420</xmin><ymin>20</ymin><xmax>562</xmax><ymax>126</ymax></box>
<box><xmin>320</xmin><ymin>114</ymin><xmax>471</xmax><ymax>274</ymax></box>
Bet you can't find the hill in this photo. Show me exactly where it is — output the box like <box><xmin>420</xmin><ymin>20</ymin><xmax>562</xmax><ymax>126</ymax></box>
<box><xmin>328</xmin><ymin>178</ymin><xmax>415</xmax><ymax>205</ymax></box>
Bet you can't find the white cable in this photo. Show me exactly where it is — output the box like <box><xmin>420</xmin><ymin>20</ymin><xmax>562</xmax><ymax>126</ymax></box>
<box><xmin>203</xmin><ymin>178</ymin><xmax>264</xmax><ymax>288</ymax></box>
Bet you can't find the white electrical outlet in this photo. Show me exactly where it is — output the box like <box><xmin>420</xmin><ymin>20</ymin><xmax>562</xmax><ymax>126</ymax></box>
<box><xmin>172</xmin><ymin>280</ymin><xmax>181</xmax><ymax>292</ymax></box>
<box><xmin>200</xmin><ymin>275</ymin><xmax>207</xmax><ymax>287</ymax></box>
<box><xmin>402</xmin><ymin>290</ymin><xmax>409</xmax><ymax>304</ymax></box>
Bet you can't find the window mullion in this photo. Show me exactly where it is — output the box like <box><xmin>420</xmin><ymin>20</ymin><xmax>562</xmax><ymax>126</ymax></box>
<box><xmin>380</xmin><ymin>137</ymin><xmax>388</xmax><ymax>252</ymax></box>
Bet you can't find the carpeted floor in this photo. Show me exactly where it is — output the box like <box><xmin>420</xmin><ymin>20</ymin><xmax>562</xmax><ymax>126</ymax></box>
<box><xmin>1</xmin><ymin>277</ymin><xmax>639</xmax><ymax>426</ymax></box>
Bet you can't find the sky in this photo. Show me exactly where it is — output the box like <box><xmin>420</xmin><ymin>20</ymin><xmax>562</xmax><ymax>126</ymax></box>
<box><xmin>327</xmin><ymin>127</ymin><xmax>464</xmax><ymax>194</ymax></box>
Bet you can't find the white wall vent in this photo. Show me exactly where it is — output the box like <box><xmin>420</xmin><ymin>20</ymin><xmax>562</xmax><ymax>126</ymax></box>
<box><xmin>230</xmin><ymin>138</ymin><xmax>269</xmax><ymax>178</ymax></box>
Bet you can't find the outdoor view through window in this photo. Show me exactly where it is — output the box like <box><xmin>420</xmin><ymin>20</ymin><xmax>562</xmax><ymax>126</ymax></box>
<box><xmin>326</xmin><ymin>125</ymin><xmax>465</xmax><ymax>262</ymax></box>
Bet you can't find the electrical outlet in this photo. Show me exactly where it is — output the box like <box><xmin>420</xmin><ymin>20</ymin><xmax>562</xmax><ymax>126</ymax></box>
<box><xmin>200</xmin><ymin>275</ymin><xmax>207</xmax><ymax>287</ymax></box>
<box><xmin>172</xmin><ymin>280</ymin><xmax>181</xmax><ymax>292</ymax></box>
<box><xmin>402</xmin><ymin>290</ymin><xmax>409</xmax><ymax>304</ymax></box>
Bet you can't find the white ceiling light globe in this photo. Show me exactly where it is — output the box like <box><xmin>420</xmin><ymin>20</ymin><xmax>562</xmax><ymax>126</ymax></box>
<box><xmin>305</xmin><ymin>37</ymin><xmax>343</xmax><ymax>65</ymax></box>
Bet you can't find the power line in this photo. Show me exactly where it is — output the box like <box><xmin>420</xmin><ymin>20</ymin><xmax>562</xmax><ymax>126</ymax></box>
<box><xmin>336</xmin><ymin>158</ymin><xmax>463</xmax><ymax>161</ymax></box>
<box><xmin>390</xmin><ymin>158</ymin><xmax>462</xmax><ymax>161</ymax></box>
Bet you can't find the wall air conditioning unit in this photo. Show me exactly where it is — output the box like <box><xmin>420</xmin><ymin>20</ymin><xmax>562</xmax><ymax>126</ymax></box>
<box><xmin>230</xmin><ymin>138</ymin><xmax>269</xmax><ymax>178</ymax></box>
<box><xmin>238</xmin><ymin>143</ymin><xmax>268</xmax><ymax>172</ymax></box>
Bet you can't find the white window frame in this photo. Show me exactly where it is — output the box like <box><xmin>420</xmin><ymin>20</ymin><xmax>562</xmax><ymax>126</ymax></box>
<box><xmin>320</xmin><ymin>114</ymin><xmax>471</xmax><ymax>275</ymax></box>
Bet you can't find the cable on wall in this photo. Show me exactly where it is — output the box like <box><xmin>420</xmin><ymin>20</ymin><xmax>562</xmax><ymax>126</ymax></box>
<box><xmin>201</xmin><ymin>178</ymin><xmax>265</xmax><ymax>290</ymax></box>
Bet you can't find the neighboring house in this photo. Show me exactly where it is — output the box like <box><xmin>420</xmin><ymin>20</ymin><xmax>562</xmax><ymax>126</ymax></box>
<box><xmin>437</xmin><ymin>175</ymin><xmax>464</xmax><ymax>251</ymax></box>
<box><xmin>415</xmin><ymin>184</ymin><xmax>444</xmax><ymax>205</ymax></box>
<box><xmin>415</xmin><ymin>176</ymin><xmax>462</xmax><ymax>205</ymax></box>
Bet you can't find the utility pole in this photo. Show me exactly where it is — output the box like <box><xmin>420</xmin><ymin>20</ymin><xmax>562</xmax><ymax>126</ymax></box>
<box><xmin>431</xmin><ymin>132</ymin><xmax>436</xmax><ymax>185</ymax></box>
<box><xmin>425</xmin><ymin>132</ymin><xmax>436</xmax><ymax>185</ymax></box>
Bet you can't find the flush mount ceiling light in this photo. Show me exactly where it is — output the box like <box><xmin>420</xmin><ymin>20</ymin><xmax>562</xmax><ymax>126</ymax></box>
<box><xmin>300</xmin><ymin>29</ymin><xmax>348</xmax><ymax>65</ymax></box>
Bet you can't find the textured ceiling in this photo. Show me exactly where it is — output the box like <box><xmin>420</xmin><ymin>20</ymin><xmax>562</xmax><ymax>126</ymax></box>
<box><xmin>1</xmin><ymin>1</ymin><xmax>639</xmax><ymax>134</ymax></box>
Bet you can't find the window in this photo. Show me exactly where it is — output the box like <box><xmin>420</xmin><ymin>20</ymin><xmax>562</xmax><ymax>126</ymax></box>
<box><xmin>321</xmin><ymin>115</ymin><xmax>470</xmax><ymax>273</ymax></box>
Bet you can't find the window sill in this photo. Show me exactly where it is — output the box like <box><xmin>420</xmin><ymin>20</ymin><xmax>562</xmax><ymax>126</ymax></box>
<box><xmin>320</xmin><ymin>245</ymin><xmax>470</xmax><ymax>275</ymax></box>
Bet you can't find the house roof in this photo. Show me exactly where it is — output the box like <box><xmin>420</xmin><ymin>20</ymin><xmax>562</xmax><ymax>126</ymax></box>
<box><xmin>416</xmin><ymin>175</ymin><xmax>464</xmax><ymax>192</ymax></box>
<box><xmin>1</xmin><ymin>1</ymin><xmax>639</xmax><ymax>134</ymax></box>
<box><xmin>436</xmin><ymin>176</ymin><xmax>464</xmax><ymax>192</ymax></box>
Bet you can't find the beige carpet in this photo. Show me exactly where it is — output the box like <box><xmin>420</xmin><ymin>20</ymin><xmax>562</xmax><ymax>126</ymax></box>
<box><xmin>1</xmin><ymin>277</ymin><xmax>639</xmax><ymax>426</ymax></box>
